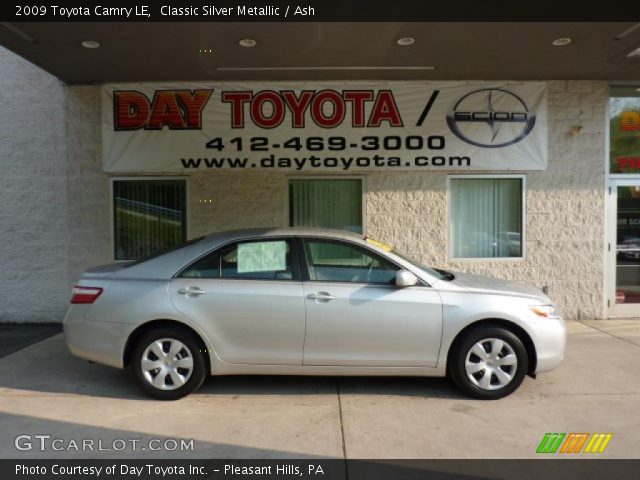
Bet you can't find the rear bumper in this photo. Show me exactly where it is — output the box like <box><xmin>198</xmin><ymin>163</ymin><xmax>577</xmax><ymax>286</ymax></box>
<box><xmin>529</xmin><ymin>317</ymin><xmax>566</xmax><ymax>374</ymax></box>
<box><xmin>63</xmin><ymin>305</ymin><xmax>133</xmax><ymax>369</ymax></box>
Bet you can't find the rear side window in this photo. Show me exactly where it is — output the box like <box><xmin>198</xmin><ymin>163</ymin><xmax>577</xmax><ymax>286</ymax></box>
<box><xmin>179</xmin><ymin>250</ymin><xmax>220</xmax><ymax>278</ymax></box>
<box><xmin>180</xmin><ymin>239</ymin><xmax>295</xmax><ymax>280</ymax></box>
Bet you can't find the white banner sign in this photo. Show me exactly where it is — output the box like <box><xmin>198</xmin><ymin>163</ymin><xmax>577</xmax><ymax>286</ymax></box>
<box><xmin>102</xmin><ymin>81</ymin><xmax>547</xmax><ymax>172</ymax></box>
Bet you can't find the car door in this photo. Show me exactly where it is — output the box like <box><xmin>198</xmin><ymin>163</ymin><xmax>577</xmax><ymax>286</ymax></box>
<box><xmin>300</xmin><ymin>237</ymin><xmax>442</xmax><ymax>367</ymax></box>
<box><xmin>169</xmin><ymin>237</ymin><xmax>305</xmax><ymax>365</ymax></box>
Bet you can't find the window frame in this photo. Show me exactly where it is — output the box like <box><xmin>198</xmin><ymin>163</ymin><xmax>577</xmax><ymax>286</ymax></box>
<box><xmin>299</xmin><ymin>236</ymin><xmax>421</xmax><ymax>286</ymax></box>
<box><xmin>110</xmin><ymin>176</ymin><xmax>189</xmax><ymax>262</ymax></box>
<box><xmin>176</xmin><ymin>236</ymin><xmax>303</xmax><ymax>282</ymax></box>
<box><xmin>447</xmin><ymin>174</ymin><xmax>527</xmax><ymax>262</ymax></box>
<box><xmin>605</xmin><ymin>84</ymin><xmax>640</xmax><ymax>317</ymax></box>
<box><xmin>286</xmin><ymin>175</ymin><xmax>367</xmax><ymax>235</ymax></box>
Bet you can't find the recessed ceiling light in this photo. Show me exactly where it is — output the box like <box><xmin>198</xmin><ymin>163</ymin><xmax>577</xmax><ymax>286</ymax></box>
<box><xmin>199</xmin><ymin>49</ymin><xmax>214</xmax><ymax>54</ymax></box>
<box><xmin>238</xmin><ymin>38</ymin><xmax>257</xmax><ymax>48</ymax></box>
<box><xmin>397</xmin><ymin>37</ymin><xmax>415</xmax><ymax>46</ymax></box>
<box><xmin>552</xmin><ymin>37</ymin><xmax>572</xmax><ymax>46</ymax></box>
<box><xmin>81</xmin><ymin>40</ymin><xmax>100</xmax><ymax>49</ymax></box>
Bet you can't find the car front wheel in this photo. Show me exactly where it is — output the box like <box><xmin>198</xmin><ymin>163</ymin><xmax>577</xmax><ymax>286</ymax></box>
<box><xmin>449</xmin><ymin>325</ymin><xmax>528</xmax><ymax>400</ymax></box>
<box><xmin>131</xmin><ymin>327</ymin><xmax>207</xmax><ymax>400</ymax></box>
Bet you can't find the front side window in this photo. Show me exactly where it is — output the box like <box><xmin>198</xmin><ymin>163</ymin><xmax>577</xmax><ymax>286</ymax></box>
<box><xmin>304</xmin><ymin>239</ymin><xmax>399</xmax><ymax>284</ymax></box>
<box><xmin>450</xmin><ymin>177</ymin><xmax>524</xmax><ymax>259</ymax></box>
<box><xmin>181</xmin><ymin>239</ymin><xmax>294</xmax><ymax>280</ymax></box>
<box><xmin>113</xmin><ymin>179</ymin><xmax>187</xmax><ymax>260</ymax></box>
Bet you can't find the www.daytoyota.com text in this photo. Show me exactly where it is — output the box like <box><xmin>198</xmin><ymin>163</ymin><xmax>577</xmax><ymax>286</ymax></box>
<box><xmin>181</xmin><ymin>135</ymin><xmax>471</xmax><ymax>170</ymax></box>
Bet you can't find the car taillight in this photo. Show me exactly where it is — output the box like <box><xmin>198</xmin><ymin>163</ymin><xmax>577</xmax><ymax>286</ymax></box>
<box><xmin>70</xmin><ymin>286</ymin><xmax>103</xmax><ymax>304</ymax></box>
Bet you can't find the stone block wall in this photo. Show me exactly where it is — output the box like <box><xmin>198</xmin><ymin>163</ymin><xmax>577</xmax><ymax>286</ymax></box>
<box><xmin>0</xmin><ymin>47</ymin><xmax>69</xmax><ymax>321</ymax></box>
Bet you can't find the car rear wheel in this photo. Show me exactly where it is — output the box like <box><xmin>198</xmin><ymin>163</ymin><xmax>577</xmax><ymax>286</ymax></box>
<box><xmin>131</xmin><ymin>327</ymin><xmax>207</xmax><ymax>400</ymax></box>
<box><xmin>449</xmin><ymin>325</ymin><xmax>528</xmax><ymax>400</ymax></box>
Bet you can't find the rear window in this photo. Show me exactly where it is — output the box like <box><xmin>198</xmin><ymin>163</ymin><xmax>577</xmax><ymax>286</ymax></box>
<box><xmin>123</xmin><ymin>236</ymin><xmax>204</xmax><ymax>268</ymax></box>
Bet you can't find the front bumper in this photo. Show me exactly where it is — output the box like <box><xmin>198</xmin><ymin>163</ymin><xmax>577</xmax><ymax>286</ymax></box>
<box><xmin>63</xmin><ymin>305</ymin><xmax>134</xmax><ymax>369</ymax></box>
<box><xmin>528</xmin><ymin>317</ymin><xmax>566</xmax><ymax>374</ymax></box>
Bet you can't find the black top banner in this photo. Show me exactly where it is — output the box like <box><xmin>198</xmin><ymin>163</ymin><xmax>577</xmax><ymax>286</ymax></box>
<box><xmin>3</xmin><ymin>0</ymin><xmax>640</xmax><ymax>22</ymax></box>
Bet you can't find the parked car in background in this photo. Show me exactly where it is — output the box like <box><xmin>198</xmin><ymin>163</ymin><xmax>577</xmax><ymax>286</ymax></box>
<box><xmin>459</xmin><ymin>231</ymin><xmax>521</xmax><ymax>258</ymax></box>
<box><xmin>617</xmin><ymin>236</ymin><xmax>640</xmax><ymax>262</ymax></box>
<box><xmin>497</xmin><ymin>231</ymin><xmax>522</xmax><ymax>257</ymax></box>
<box><xmin>64</xmin><ymin>228</ymin><xmax>566</xmax><ymax>400</ymax></box>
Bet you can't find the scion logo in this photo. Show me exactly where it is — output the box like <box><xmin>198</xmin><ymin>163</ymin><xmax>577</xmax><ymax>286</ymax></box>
<box><xmin>446</xmin><ymin>88</ymin><xmax>536</xmax><ymax>148</ymax></box>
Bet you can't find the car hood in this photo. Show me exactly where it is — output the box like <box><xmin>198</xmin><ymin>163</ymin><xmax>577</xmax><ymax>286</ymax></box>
<box><xmin>445</xmin><ymin>271</ymin><xmax>550</xmax><ymax>302</ymax></box>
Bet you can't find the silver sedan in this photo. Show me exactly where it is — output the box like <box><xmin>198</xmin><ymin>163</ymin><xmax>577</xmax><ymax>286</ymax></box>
<box><xmin>63</xmin><ymin>228</ymin><xmax>566</xmax><ymax>400</ymax></box>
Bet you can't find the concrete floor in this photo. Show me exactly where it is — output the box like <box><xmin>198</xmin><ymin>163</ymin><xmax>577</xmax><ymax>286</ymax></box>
<box><xmin>0</xmin><ymin>320</ymin><xmax>638</xmax><ymax>459</ymax></box>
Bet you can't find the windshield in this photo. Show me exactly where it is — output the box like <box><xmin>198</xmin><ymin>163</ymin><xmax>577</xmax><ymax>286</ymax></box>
<box><xmin>363</xmin><ymin>236</ymin><xmax>454</xmax><ymax>281</ymax></box>
<box><xmin>389</xmin><ymin>249</ymin><xmax>454</xmax><ymax>281</ymax></box>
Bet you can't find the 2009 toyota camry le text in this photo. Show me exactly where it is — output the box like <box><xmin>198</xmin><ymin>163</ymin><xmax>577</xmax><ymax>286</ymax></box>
<box><xmin>63</xmin><ymin>228</ymin><xmax>566</xmax><ymax>400</ymax></box>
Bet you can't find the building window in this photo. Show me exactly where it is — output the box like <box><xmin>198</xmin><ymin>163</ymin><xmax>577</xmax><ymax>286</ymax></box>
<box><xmin>113</xmin><ymin>179</ymin><xmax>187</xmax><ymax>260</ymax></box>
<box><xmin>610</xmin><ymin>86</ymin><xmax>640</xmax><ymax>174</ymax></box>
<box><xmin>289</xmin><ymin>178</ymin><xmax>363</xmax><ymax>234</ymax></box>
<box><xmin>449</xmin><ymin>176</ymin><xmax>524</xmax><ymax>259</ymax></box>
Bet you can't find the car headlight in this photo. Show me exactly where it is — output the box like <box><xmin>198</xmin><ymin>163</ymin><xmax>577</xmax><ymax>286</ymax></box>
<box><xmin>530</xmin><ymin>305</ymin><xmax>561</xmax><ymax>319</ymax></box>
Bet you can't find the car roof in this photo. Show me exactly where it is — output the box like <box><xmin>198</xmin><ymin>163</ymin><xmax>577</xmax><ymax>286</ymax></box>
<box><xmin>199</xmin><ymin>227</ymin><xmax>364</xmax><ymax>247</ymax></box>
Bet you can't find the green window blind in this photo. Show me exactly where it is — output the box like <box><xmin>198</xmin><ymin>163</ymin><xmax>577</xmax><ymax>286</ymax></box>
<box><xmin>450</xmin><ymin>178</ymin><xmax>523</xmax><ymax>258</ymax></box>
<box><xmin>289</xmin><ymin>179</ymin><xmax>363</xmax><ymax>234</ymax></box>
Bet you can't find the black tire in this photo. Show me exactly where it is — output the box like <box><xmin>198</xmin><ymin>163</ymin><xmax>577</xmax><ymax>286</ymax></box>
<box><xmin>131</xmin><ymin>327</ymin><xmax>207</xmax><ymax>400</ymax></box>
<box><xmin>448</xmin><ymin>325</ymin><xmax>528</xmax><ymax>400</ymax></box>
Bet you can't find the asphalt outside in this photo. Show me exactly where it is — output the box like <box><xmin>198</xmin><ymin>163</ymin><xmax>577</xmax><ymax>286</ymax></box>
<box><xmin>0</xmin><ymin>320</ymin><xmax>638</xmax><ymax>459</ymax></box>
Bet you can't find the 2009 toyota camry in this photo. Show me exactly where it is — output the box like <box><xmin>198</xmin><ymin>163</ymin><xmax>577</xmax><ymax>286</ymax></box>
<box><xmin>64</xmin><ymin>228</ymin><xmax>565</xmax><ymax>400</ymax></box>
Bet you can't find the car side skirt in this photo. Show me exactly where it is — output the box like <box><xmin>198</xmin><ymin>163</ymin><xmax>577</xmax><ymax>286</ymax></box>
<box><xmin>209</xmin><ymin>360</ymin><xmax>446</xmax><ymax>377</ymax></box>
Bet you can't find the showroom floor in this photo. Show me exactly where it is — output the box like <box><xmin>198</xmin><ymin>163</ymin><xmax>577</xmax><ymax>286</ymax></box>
<box><xmin>0</xmin><ymin>320</ymin><xmax>638</xmax><ymax>459</ymax></box>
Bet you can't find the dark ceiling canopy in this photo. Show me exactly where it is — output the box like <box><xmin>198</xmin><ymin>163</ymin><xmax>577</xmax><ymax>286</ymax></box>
<box><xmin>1</xmin><ymin>22</ymin><xmax>639</xmax><ymax>83</ymax></box>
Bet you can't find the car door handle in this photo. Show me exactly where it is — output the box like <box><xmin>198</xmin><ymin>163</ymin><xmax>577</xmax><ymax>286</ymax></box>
<box><xmin>177</xmin><ymin>287</ymin><xmax>206</xmax><ymax>296</ymax></box>
<box><xmin>307</xmin><ymin>292</ymin><xmax>335</xmax><ymax>301</ymax></box>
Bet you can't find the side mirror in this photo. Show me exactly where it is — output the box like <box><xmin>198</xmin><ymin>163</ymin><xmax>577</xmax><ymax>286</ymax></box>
<box><xmin>396</xmin><ymin>270</ymin><xmax>419</xmax><ymax>287</ymax></box>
